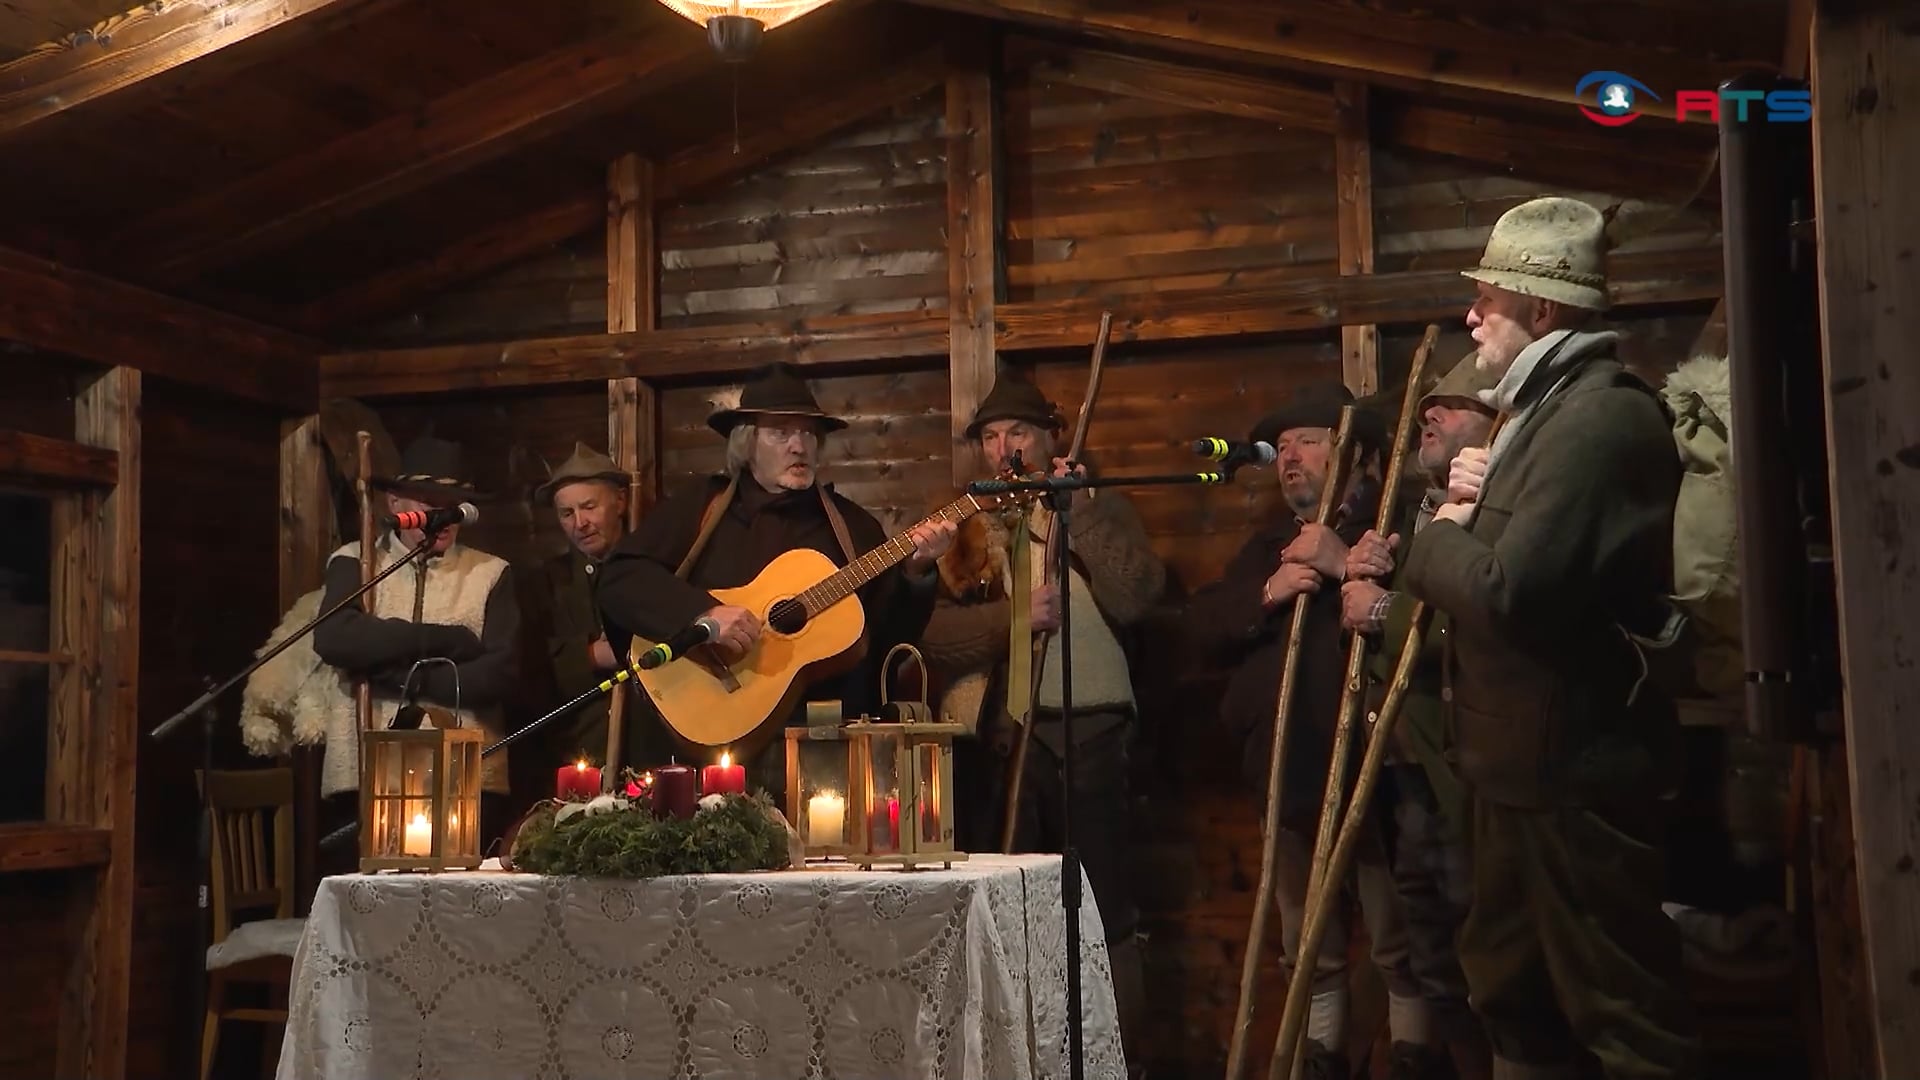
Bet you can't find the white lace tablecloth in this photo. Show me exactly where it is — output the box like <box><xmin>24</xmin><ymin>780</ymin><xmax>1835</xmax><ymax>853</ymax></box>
<box><xmin>275</xmin><ymin>853</ymin><xmax>1124</xmax><ymax>1079</ymax></box>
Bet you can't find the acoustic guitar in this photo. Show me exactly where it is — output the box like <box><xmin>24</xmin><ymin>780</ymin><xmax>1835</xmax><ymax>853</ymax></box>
<box><xmin>631</xmin><ymin>486</ymin><xmax>1034</xmax><ymax>748</ymax></box>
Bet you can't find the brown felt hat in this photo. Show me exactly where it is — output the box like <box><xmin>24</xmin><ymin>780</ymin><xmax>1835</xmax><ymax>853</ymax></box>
<box><xmin>1419</xmin><ymin>350</ymin><xmax>1501</xmax><ymax>415</ymax></box>
<box><xmin>706</xmin><ymin>362</ymin><xmax>849</xmax><ymax>436</ymax></box>
<box><xmin>533</xmin><ymin>442</ymin><xmax>630</xmax><ymax>506</ymax></box>
<box><xmin>963</xmin><ymin>378</ymin><xmax>1064</xmax><ymax>440</ymax></box>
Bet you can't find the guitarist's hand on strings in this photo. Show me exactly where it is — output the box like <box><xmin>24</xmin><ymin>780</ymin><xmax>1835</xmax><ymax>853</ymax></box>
<box><xmin>700</xmin><ymin>604</ymin><xmax>761</xmax><ymax>664</ymax></box>
<box><xmin>904</xmin><ymin>518</ymin><xmax>960</xmax><ymax>576</ymax></box>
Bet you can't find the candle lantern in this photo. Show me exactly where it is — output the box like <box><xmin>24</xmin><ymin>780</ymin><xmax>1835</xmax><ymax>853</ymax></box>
<box><xmin>784</xmin><ymin>647</ymin><xmax>968</xmax><ymax>869</ymax></box>
<box><xmin>357</xmin><ymin>707</ymin><xmax>485</xmax><ymax>873</ymax></box>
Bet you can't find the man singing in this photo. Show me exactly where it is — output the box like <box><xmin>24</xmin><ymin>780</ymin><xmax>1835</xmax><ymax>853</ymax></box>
<box><xmin>1394</xmin><ymin>197</ymin><xmax>1698</xmax><ymax>1080</ymax></box>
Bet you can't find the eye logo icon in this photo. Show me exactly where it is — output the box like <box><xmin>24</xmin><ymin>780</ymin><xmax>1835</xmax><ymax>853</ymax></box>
<box><xmin>1576</xmin><ymin>71</ymin><xmax>1660</xmax><ymax>126</ymax></box>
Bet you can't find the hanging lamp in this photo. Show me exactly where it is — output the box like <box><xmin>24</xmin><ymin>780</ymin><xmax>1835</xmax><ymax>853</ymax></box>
<box><xmin>654</xmin><ymin>0</ymin><xmax>838</xmax><ymax>61</ymax></box>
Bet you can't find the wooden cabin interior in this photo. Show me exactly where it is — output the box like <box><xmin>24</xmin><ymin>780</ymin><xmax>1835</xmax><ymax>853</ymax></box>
<box><xmin>0</xmin><ymin>0</ymin><xmax>1914</xmax><ymax>1077</ymax></box>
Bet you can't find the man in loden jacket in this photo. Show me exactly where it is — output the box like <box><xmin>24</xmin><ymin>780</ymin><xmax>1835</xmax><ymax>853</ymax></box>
<box><xmin>917</xmin><ymin>377</ymin><xmax>1165</xmax><ymax>1066</ymax></box>
<box><xmin>1395</xmin><ymin>197</ymin><xmax>1699</xmax><ymax>1080</ymax></box>
<box><xmin>1186</xmin><ymin>381</ymin><xmax>1434</xmax><ymax>1080</ymax></box>
<box><xmin>1341</xmin><ymin>350</ymin><xmax>1502</xmax><ymax>1080</ymax></box>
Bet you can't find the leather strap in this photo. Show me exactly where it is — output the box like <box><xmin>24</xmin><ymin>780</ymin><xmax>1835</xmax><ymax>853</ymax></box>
<box><xmin>674</xmin><ymin>475</ymin><xmax>738</xmax><ymax>580</ymax></box>
<box><xmin>816</xmin><ymin>485</ymin><xmax>858</xmax><ymax>565</ymax></box>
<box><xmin>1006</xmin><ymin>511</ymin><xmax>1033</xmax><ymax>726</ymax></box>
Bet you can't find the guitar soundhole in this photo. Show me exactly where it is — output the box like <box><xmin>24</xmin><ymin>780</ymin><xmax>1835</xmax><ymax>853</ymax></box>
<box><xmin>768</xmin><ymin>598</ymin><xmax>808</xmax><ymax>635</ymax></box>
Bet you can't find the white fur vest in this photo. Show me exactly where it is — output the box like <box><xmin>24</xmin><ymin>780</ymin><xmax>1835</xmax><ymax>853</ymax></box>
<box><xmin>239</xmin><ymin>538</ymin><xmax>510</xmax><ymax>796</ymax></box>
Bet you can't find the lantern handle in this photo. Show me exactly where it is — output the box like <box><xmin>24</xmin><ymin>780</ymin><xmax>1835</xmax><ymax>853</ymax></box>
<box><xmin>880</xmin><ymin>643</ymin><xmax>929</xmax><ymax>717</ymax></box>
<box><xmin>397</xmin><ymin>656</ymin><xmax>461</xmax><ymax>725</ymax></box>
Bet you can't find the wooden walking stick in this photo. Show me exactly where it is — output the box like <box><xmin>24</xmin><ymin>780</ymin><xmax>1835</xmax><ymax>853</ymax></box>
<box><xmin>1000</xmin><ymin>310</ymin><xmax>1112</xmax><ymax>853</ymax></box>
<box><xmin>355</xmin><ymin>430</ymin><xmax>375</xmax><ymax>735</ymax></box>
<box><xmin>1268</xmin><ymin>405</ymin><xmax>1512</xmax><ymax>1080</ymax></box>
<box><xmin>1270</xmin><ymin>325</ymin><xmax>1440</xmax><ymax>1078</ymax></box>
<box><xmin>1224</xmin><ymin>405</ymin><xmax>1360</xmax><ymax>1080</ymax></box>
<box><xmin>600</xmin><ymin>467</ymin><xmax>644</xmax><ymax>790</ymax></box>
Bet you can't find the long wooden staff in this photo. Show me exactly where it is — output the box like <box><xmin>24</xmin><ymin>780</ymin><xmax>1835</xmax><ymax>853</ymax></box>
<box><xmin>355</xmin><ymin>430</ymin><xmax>375</xmax><ymax>734</ymax></box>
<box><xmin>601</xmin><ymin>467</ymin><xmax>645</xmax><ymax>789</ymax></box>
<box><xmin>999</xmin><ymin>310</ymin><xmax>1113</xmax><ymax>854</ymax></box>
<box><xmin>1224</xmin><ymin>405</ymin><xmax>1360</xmax><ymax>1080</ymax></box>
<box><xmin>1270</xmin><ymin>325</ymin><xmax>1440</xmax><ymax>1078</ymax></box>
<box><xmin>1266</xmin><ymin>406</ymin><xmax>1512</xmax><ymax>1079</ymax></box>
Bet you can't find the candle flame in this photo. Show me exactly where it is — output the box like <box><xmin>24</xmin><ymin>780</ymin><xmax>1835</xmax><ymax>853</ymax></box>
<box><xmin>719</xmin><ymin>751</ymin><xmax>730</xmax><ymax>768</ymax></box>
<box><xmin>410</xmin><ymin>813</ymin><xmax>428</xmax><ymax>826</ymax></box>
<box><xmin>575</xmin><ymin>759</ymin><xmax>587</xmax><ymax>772</ymax></box>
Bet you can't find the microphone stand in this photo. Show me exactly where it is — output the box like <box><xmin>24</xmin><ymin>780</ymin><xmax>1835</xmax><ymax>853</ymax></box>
<box><xmin>149</xmin><ymin>532</ymin><xmax>439</xmax><ymax>741</ymax></box>
<box><xmin>969</xmin><ymin>459</ymin><xmax>1256</xmax><ymax>1080</ymax></box>
<box><xmin>317</xmin><ymin>661</ymin><xmax>644</xmax><ymax>851</ymax></box>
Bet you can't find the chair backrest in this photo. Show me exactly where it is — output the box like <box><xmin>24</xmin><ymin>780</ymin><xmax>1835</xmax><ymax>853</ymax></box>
<box><xmin>196</xmin><ymin>767</ymin><xmax>295</xmax><ymax>944</ymax></box>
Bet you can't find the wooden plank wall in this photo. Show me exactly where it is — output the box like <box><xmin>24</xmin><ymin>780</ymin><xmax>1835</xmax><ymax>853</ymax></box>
<box><xmin>0</xmin><ymin>372</ymin><xmax>285</xmax><ymax>1080</ymax></box>
<box><xmin>323</xmin><ymin>72</ymin><xmax>1719</xmax><ymax>1078</ymax></box>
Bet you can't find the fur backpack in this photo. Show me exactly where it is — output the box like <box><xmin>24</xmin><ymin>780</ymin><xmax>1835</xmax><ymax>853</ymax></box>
<box><xmin>1658</xmin><ymin>349</ymin><xmax>1743</xmax><ymax>705</ymax></box>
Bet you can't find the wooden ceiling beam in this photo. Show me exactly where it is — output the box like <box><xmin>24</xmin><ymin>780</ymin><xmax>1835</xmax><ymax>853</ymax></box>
<box><xmin>298</xmin><ymin>47</ymin><xmax>947</xmax><ymax>332</ymax></box>
<box><xmin>0</xmin><ymin>0</ymin><xmax>398</xmax><ymax>139</ymax></box>
<box><xmin>1008</xmin><ymin>37</ymin><xmax>1334</xmax><ymax>132</ymax></box>
<box><xmin>111</xmin><ymin>25</ymin><xmax>715</xmax><ymax>284</ymax></box>
<box><xmin>909</xmin><ymin>0</ymin><xmax>1761</xmax><ymax>121</ymax></box>
<box><xmin>319</xmin><ymin>246</ymin><xmax>1721</xmax><ymax>397</ymax></box>
<box><xmin>0</xmin><ymin>245</ymin><xmax>317</xmax><ymax>411</ymax></box>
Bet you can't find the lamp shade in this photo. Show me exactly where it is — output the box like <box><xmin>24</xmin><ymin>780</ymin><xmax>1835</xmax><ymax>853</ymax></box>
<box><xmin>654</xmin><ymin>0</ymin><xmax>836</xmax><ymax>33</ymax></box>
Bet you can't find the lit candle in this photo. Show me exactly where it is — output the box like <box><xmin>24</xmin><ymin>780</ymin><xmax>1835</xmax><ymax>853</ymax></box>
<box><xmin>701</xmin><ymin>751</ymin><xmax>747</xmax><ymax>796</ymax></box>
<box><xmin>556</xmin><ymin>759</ymin><xmax>601</xmax><ymax>800</ymax></box>
<box><xmin>403</xmin><ymin>813</ymin><xmax>432</xmax><ymax>856</ymax></box>
<box><xmin>808</xmin><ymin>791</ymin><xmax>845</xmax><ymax>846</ymax></box>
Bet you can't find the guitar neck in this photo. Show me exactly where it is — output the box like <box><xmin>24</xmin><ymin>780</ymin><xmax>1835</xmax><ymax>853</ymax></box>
<box><xmin>797</xmin><ymin>494</ymin><xmax>989</xmax><ymax>614</ymax></box>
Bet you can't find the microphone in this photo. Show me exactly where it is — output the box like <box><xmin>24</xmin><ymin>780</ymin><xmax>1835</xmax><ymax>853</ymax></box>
<box><xmin>1192</xmin><ymin>438</ymin><xmax>1276</xmax><ymax>467</ymax></box>
<box><xmin>636</xmin><ymin>615</ymin><xmax>723</xmax><ymax>670</ymax></box>
<box><xmin>384</xmin><ymin>502</ymin><xmax>479</xmax><ymax>533</ymax></box>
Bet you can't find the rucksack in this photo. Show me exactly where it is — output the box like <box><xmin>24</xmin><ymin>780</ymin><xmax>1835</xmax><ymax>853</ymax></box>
<box><xmin>1658</xmin><ymin>350</ymin><xmax>1744</xmax><ymax>706</ymax></box>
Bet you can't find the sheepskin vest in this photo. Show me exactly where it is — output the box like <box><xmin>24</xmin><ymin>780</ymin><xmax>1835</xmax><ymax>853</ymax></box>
<box><xmin>238</xmin><ymin>538</ymin><xmax>509</xmax><ymax>796</ymax></box>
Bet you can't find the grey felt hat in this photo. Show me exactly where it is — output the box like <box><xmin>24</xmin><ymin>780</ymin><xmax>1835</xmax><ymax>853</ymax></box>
<box><xmin>1462</xmin><ymin>197</ymin><xmax>1611</xmax><ymax>311</ymax></box>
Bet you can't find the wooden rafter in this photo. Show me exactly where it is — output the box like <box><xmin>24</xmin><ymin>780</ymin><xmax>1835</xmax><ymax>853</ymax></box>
<box><xmin>0</xmin><ymin>245</ymin><xmax>317</xmax><ymax>411</ymax></box>
<box><xmin>319</xmin><ymin>246</ymin><xmax>1722</xmax><ymax>398</ymax></box>
<box><xmin>0</xmin><ymin>0</ymin><xmax>397</xmax><ymax>138</ymax></box>
<box><xmin>297</xmin><ymin>48</ymin><xmax>947</xmax><ymax>330</ymax></box>
<box><xmin>1333</xmin><ymin>81</ymin><xmax>1377</xmax><ymax>398</ymax></box>
<box><xmin>111</xmin><ymin>26</ymin><xmax>714</xmax><ymax>283</ymax></box>
<box><xmin>1011</xmin><ymin>38</ymin><xmax>1333</xmax><ymax>132</ymax></box>
<box><xmin>910</xmin><ymin>0</ymin><xmax>1762</xmax><ymax>121</ymax></box>
<box><xmin>946</xmin><ymin>29</ymin><xmax>1003</xmax><ymax>484</ymax></box>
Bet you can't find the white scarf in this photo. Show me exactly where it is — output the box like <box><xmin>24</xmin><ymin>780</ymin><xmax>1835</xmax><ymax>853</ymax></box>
<box><xmin>1478</xmin><ymin>328</ymin><xmax>1619</xmax><ymax>470</ymax></box>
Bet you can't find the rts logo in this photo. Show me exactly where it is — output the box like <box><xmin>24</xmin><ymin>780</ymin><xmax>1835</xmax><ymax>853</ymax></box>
<box><xmin>1575</xmin><ymin>70</ymin><xmax>1811</xmax><ymax>125</ymax></box>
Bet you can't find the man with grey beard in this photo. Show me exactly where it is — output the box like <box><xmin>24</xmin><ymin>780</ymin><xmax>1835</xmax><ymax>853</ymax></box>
<box><xmin>1378</xmin><ymin>197</ymin><xmax>1699</xmax><ymax>1080</ymax></box>
<box><xmin>1341</xmin><ymin>351</ymin><xmax>1500</xmax><ymax>1080</ymax></box>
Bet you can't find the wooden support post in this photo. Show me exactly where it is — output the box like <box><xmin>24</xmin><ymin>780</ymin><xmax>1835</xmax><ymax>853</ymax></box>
<box><xmin>1811</xmin><ymin>5</ymin><xmax>1920</xmax><ymax>1074</ymax></box>
<box><xmin>1333</xmin><ymin>81</ymin><xmax>1378</xmax><ymax>398</ymax></box>
<box><xmin>607</xmin><ymin>152</ymin><xmax>660</xmax><ymax>510</ymax></box>
<box><xmin>945</xmin><ymin>33</ymin><xmax>1002</xmax><ymax>485</ymax></box>
<box><xmin>48</xmin><ymin>366</ymin><xmax>140</xmax><ymax>1080</ymax></box>
<box><xmin>277</xmin><ymin>414</ymin><xmax>330</xmax><ymax>912</ymax></box>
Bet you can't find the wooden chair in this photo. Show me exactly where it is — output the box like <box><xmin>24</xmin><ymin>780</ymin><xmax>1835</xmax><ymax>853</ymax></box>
<box><xmin>198</xmin><ymin>767</ymin><xmax>304</xmax><ymax>1080</ymax></box>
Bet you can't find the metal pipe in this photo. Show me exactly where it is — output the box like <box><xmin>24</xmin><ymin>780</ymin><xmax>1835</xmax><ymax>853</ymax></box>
<box><xmin>1717</xmin><ymin>70</ymin><xmax>1821</xmax><ymax>742</ymax></box>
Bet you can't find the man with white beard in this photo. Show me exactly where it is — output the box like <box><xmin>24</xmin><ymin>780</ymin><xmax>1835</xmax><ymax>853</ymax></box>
<box><xmin>1365</xmin><ymin>197</ymin><xmax>1700</xmax><ymax>1080</ymax></box>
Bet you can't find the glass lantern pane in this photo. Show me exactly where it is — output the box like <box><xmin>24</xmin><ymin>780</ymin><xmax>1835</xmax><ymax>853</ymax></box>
<box><xmin>915</xmin><ymin>742</ymin><xmax>943</xmax><ymax>847</ymax></box>
<box><xmin>866</xmin><ymin>735</ymin><xmax>901</xmax><ymax>854</ymax></box>
<box><xmin>794</xmin><ymin>738</ymin><xmax>852</xmax><ymax>848</ymax></box>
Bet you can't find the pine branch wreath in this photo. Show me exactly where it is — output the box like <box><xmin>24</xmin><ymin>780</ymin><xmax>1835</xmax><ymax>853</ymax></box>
<box><xmin>510</xmin><ymin>791</ymin><xmax>796</xmax><ymax>878</ymax></box>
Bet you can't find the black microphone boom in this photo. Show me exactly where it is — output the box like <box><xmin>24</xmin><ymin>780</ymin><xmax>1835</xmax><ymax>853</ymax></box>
<box><xmin>384</xmin><ymin>502</ymin><xmax>479</xmax><ymax>533</ymax></box>
<box><xmin>1192</xmin><ymin>437</ymin><xmax>1276</xmax><ymax>467</ymax></box>
<box><xmin>636</xmin><ymin>615</ymin><xmax>722</xmax><ymax>670</ymax></box>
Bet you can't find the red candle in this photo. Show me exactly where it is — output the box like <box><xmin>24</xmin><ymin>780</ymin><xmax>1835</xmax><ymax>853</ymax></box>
<box><xmin>701</xmin><ymin>751</ymin><xmax>747</xmax><ymax>796</ymax></box>
<box><xmin>556</xmin><ymin>759</ymin><xmax>601</xmax><ymax>800</ymax></box>
<box><xmin>653</xmin><ymin>763</ymin><xmax>697</xmax><ymax>820</ymax></box>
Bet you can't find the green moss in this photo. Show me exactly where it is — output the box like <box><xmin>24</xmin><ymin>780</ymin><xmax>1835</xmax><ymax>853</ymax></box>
<box><xmin>510</xmin><ymin>792</ymin><xmax>792</xmax><ymax>878</ymax></box>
